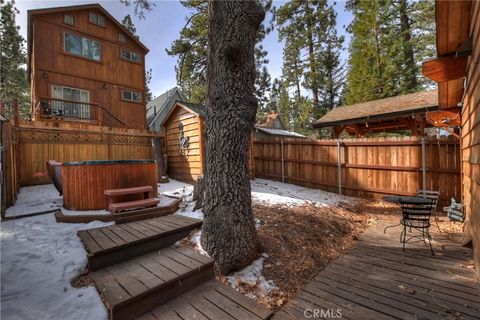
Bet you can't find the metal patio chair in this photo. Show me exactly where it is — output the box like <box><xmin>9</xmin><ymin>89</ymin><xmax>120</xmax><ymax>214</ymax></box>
<box><xmin>400</xmin><ymin>198</ymin><xmax>436</xmax><ymax>255</ymax></box>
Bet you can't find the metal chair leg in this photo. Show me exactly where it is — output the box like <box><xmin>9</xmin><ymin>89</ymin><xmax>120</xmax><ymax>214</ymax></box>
<box><xmin>426</xmin><ymin>229</ymin><xmax>434</xmax><ymax>256</ymax></box>
<box><xmin>384</xmin><ymin>221</ymin><xmax>401</xmax><ymax>234</ymax></box>
<box><xmin>402</xmin><ymin>226</ymin><xmax>407</xmax><ymax>251</ymax></box>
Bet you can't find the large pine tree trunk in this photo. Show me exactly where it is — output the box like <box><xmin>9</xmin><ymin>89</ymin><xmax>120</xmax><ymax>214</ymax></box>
<box><xmin>201</xmin><ymin>0</ymin><xmax>264</xmax><ymax>274</ymax></box>
<box><xmin>398</xmin><ymin>0</ymin><xmax>417</xmax><ymax>91</ymax></box>
<box><xmin>304</xmin><ymin>0</ymin><xmax>320</xmax><ymax>111</ymax></box>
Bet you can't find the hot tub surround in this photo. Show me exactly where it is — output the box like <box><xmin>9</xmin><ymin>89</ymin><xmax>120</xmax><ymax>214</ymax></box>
<box><xmin>61</xmin><ymin>159</ymin><xmax>158</xmax><ymax>210</ymax></box>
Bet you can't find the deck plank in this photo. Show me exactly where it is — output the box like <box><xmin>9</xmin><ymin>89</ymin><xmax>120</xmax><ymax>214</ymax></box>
<box><xmin>273</xmin><ymin>218</ymin><xmax>480</xmax><ymax>320</ymax></box>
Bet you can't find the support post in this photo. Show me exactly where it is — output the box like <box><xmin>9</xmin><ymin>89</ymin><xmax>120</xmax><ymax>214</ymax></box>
<box><xmin>280</xmin><ymin>138</ymin><xmax>285</xmax><ymax>183</ymax></box>
<box><xmin>421</xmin><ymin>137</ymin><xmax>426</xmax><ymax>193</ymax></box>
<box><xmin>337</xmin><ymin>139</ymin><xmax>342</xmax><ymax>195</ymax></box>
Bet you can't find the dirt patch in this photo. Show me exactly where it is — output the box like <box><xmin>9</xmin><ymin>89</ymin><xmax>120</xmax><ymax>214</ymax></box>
<box><xmin>235</xmin><ymin>200</ymin><xmax>369</xmax><ymax>310</ymax></box>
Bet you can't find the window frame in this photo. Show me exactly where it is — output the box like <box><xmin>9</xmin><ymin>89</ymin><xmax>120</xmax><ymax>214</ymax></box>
<box><xmin>88</xmin><ymin>12</ymin><xmax>105</xmax><ymax>27</ymax></box>
<box><xmin>63</xmin><ymin>31</ymin><xmax>102</xmax><ymax>62</ymax></box>
<box><xmin>120</xmin><ymin>48</ymin><xmax>141</xmax><ymax>64</ymax></box>
<box><xmin>118</xmin><ymin>33</ymin><xmax>126</xmax><ymax>43</ymax></box>
<box><xmin>121</xmin><ymin>89</ymin><xmax>142</xmax><ymax>103</ymax></box>
<box><xmin>64</xmin><ymin>14</ymin><xmax>74</xmax><ymax>26</ymax></box>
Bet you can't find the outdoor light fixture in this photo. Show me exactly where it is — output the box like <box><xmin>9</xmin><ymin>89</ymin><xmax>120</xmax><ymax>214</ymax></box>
<box><xmin>103</xmin><ymin>83</ymin><xmax>107</xmax><ymax>89</ymax></box>
<box><xmin>42</xmin><ymin>72</ymin><xmax>48</xmax><ymax>78</ymax></box>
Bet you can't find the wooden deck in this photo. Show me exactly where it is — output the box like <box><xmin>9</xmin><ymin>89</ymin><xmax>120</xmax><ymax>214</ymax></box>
<box><xmin>138</xmin><ymin>280</ymin><xmax>273</xmax><ymax>320</ymax></box>
<box><xmin>274</xmin><ymin>219</ymin><xmax>480</xmax><ymax>320</ymax></box>
<box><xmin>91</xmin><ymin>246</ymin><xmax>215</xmax><ymax>320</ymax></box>
<box><xmin>78</xmin><ymin>214</ymin><xmax>202</xmax><ymax>270</ymax></box>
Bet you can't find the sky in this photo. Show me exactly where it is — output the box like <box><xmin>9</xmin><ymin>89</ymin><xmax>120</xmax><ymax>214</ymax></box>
<box><xmin>15</xmin><ymin>0</ymin><xmax>353</xmax><ymax>99</ymax></box>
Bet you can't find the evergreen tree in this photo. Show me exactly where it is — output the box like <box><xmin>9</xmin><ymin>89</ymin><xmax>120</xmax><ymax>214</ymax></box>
<box><xmin>275</xmin><ymin>0</ymin><xmax>343</xmax><ymax>128</ymax></box>
<box><xmin>0</xmin><ymin>0</ymin><xmax>29</xmax><ymax>118</ymax></box>
<box><xmin>121</xmin><ymin>14</ymin><xmax>137</xmax><ymax>36</ymax></box>
<box><xmin>121</xmin><ymin>14</ymin><xmax>152</xmax><ymax>102</ymax></box>
<box><xmin>344</xmin><ymin>0</ymin><xmax>435</xmax><ymax>105</ymax></box>
<box><xmin>167</xmin><ymin>0</ymin><xmax>272</xmax><ymax>105</ymax></box>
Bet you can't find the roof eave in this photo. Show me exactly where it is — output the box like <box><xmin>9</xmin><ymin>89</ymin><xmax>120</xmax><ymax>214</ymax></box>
<box><xmin>313</xmin><ymin>105</ymin><xmax>440</xmax><ymax>128</ymax></box>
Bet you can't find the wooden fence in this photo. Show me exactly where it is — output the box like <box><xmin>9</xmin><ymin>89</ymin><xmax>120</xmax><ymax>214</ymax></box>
<box><xmin>254</xmin><ymin>136</ymin><xmax>461</xmax><ymax>205</ymax></box>
<box><xmin>1</xmin><ymin>119</ymin><xmax>161</xmax><ymax>215</ymax></box>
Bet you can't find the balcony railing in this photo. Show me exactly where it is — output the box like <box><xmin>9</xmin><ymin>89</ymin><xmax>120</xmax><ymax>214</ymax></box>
<box><xmin>34</xmin><ymin>97</ymin><xmax>126</xmax><ymax>128</ymax></box>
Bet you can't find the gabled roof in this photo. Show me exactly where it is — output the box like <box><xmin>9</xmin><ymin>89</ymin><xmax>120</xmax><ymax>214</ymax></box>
<box><xmin>256</xmin><ymin>112</ymin><xmax>287</xmax><ymax>130</ymax></box>
<box><xmin>146</xmin><ymin>87</ymin><xmax>184</xmax><ymax>127</ymax></box>
<box><xmin>161</xmin><ymin>101</ymin><xmax>206</xmax><ymax>128</ymax></box>
<box><xmin>254</xmin><ymin>127</ymin><xmax>306</xmax><ymax>138</ymax></box>
<box><xmin>314</xmin><ymin>90</ymin><xmax>439</xmax><ymax>128</ymax></box>
<box><xmin>27</xmin><ymin>3</ymin><xmax>149</xmax><ymax>81</ymax></box>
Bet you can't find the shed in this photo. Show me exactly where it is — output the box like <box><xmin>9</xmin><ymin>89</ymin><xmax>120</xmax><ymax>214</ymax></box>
<box><xmin>147</xmin><ymin>87</ymin><xmax>185</xmax><ymax>132</ymax></box>
<box><xmin>314</xmin><ymin>90</ymin><xmax>440</xmax><ymax>138</ymax></box>
<box><xmin>162</xmin><ymin>101</ymin><xmax>254</xmax><ymax>181</ymax></box>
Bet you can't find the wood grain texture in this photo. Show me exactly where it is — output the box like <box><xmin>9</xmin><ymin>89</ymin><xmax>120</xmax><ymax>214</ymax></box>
<box><xmin>30</xmin><ymin>7</ymin><xmax>147</xmax><ymax>129</ymax></box>
<box><xmin>462</xmin><ymin>0</ymin><xmax>480</xmax><ymax>279</ymax></box>
<box><xmin>62</xmin><ymin>161</ymin><xmax>157</xmax><ymax>210</ymax></box>
<box><xmin>254</xmin><ymin>136</ymin><xmax>461</xmax><ymax>205</ymax></box>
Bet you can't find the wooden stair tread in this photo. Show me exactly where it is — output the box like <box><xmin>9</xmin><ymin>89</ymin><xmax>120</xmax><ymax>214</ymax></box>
<box><xmin>104</xmin><ymin>186</ymin><xmax>153</xmax><ymax>196</ymax></box>
<box><xmin>108</xmin><ymin>198</ymin><xmax>159</xmax><ymax>213</ymax></box>
<box><xmin>139</xmin><ymin>280</ymin><xmax>273</xmax><ymax>320</ymax></box>
<box><xmin>77</xmin><ymin>215</ymin><xmax>202</xmax><ymax>270</ymax></box>
<box><xmin>90</xmin><ymin>246</ymin><xmax>215</xmax><ymax>320</ymax></box>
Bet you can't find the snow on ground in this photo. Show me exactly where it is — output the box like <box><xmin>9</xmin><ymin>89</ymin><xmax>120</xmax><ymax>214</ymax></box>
<box><xmin>0</xmin><ymin>214</ymin><xmax>111</xmax><ymax>320</ymax></box>
<box><xmin>5</xmin><ymin>185</ymin><xmax>62</xmax><ymax>218</ymax></box>
<box><xmin>251</xmin><ymin>178</ymin><xmax>351</xmax><ymax>207</ymax></box>
<box><xmin>1</xmin><ymin>178</ymin><xmax>348</xmax><ymax>319</ymax></box>
<box><xmin>226</xmin><ymin>253</ymin><xmax>277</xmax><ymax>300</ymax></box>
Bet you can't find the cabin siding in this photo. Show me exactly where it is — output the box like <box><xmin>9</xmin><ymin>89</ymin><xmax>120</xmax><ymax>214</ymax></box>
<box><xmin>30</xmin><ymin>7</ymin><xmax>147</xmax><ymax>129</ymax></box>
<box><xmin>463</xmin><ymin>0</ymin><xmax>480</xmax><ymax>277</ymax></box>
<box><xmin>165</xmin><ymin>106</ymin><xmax>203</xmax><ymax>181</ymax></box>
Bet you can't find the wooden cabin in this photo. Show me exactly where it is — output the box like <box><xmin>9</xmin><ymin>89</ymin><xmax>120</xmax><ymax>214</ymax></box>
<box><xmin>254</xmin><ymin>112</ymin><xmax>306</xmax><ymax>139</ymax></box>
<box><xmin>422</xmin><ymin>0</ymin><xmax>479</xmax><ymax>276</ymax></box>
<box><xmin>27</xmin><ymin>4</ymin><xmax>149</xmax><ymax>129</ymax></box>
<box><xmin>162</xmin><ymin>101</ymin><xmax>254</xmax><ymax>181</ymax></box>
<box><xmin>313</xmin><ymin>91</ymin><xmax>440</xmax><ymax>138</ymax></box>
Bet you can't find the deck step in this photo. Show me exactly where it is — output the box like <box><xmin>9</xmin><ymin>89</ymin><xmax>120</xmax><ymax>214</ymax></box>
<box><xmin>78</xmin><ymin>215</ymin><xmax>201</xmax><ymax>270</ymax></box>
<box><xmin>90</xmin><ymin>246</ymin><xmax>215</xmax><ymax>320</ymax></box>
<box><xmin>138</xmin><ymin>279</ymin><xmax>273</xmax><ymax>320</ymax></box>
<box><xmin>108</xmin><ymin>198</ymin><xmax>160</xmax><ymax>214</ymax></box>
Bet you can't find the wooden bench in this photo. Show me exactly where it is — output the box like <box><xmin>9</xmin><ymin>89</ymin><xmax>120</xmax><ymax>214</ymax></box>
<box><xmin>104</xmin><ymin>185</ymin><xmax>153</xmax><ymax>210</ymax></box>
<box><xmin>108</xmin><ymin>198</ymin><xmax>159</xmax><ymax>214</ymax></box>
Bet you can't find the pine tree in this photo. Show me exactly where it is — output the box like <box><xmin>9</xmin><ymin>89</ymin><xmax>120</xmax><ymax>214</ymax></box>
<box><xmin>121</xmin><ymin>14</ymin><xmax>152</xmax><ymax>102</ymax></box>
<box><xmin>167</xmin><ymin>0</ymin><xmax>272</xmax><ymax>105</ymax></box>
<box><xmin>0</xmin><ymin>0</ymin><xmax>29</xmax><ymax>118</ymax></box>
<box><xmin>121</xmin><ymin>14</ymin><xmax>137</xmax><ymax>37</ymax></box>
<box><xmin>344</xmin><ymin>0</ymin><xmax>435</xmax><ymax>105</ymax></box>
<box><xmin>275</xmin><ymin>0</ymin><xmax>343</xmax><ymax>128</ymax></box>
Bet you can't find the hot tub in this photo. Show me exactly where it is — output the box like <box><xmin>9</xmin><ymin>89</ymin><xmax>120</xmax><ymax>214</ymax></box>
<box><xmin>61</xmin><ymin>159</ymin><xmax>157</xmax><ymax>210</ymax></box>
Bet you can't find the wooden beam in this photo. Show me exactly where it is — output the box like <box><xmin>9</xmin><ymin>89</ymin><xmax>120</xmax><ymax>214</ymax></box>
<box><xmin>333</xmin><ymin>125</ymin><xmax>346</xmax><ymax>139</ymax></box>
<box><xmin>422</xmin><ymin>55</ymin><xmax>467</xmax><ymax>82</ymax></box>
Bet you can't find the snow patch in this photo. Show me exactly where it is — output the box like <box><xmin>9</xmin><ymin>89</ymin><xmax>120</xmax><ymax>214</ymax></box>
<box><xmin>5</xmin><ymin>184</ymin><xmax>62</xmax><ymax>217</ymax></box>
<box><xmin>226</xmin><ymin>253</ymin><xmax>277</xmax><ymax>299</ymax></box>
<box><xmin>0</xmin><ymin>214</ymin><xmax>111</xmax><ymax>320</ymax></box>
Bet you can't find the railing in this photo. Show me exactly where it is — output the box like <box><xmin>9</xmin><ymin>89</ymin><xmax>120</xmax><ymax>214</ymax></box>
<box><xmin>34</xmin><ymin>97</ymin><xmax>126</xmax><ymax>128</ymax></box>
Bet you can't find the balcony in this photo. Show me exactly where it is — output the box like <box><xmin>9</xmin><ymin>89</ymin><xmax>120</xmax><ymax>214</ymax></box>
<box><xmin>34</xmin><ymin>97</ymin><xmax>126</xmax><ymax>128</ymax></box>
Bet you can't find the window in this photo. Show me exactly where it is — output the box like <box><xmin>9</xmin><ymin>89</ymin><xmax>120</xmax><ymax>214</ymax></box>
<box><xmin>122</xmin><ymin>89</ymin><xmax>142</xmax><ymax>102</ymax></box>
<box><xmin>88</xmin><ymin>12</ymin><xmax>105</xmax><ymax>27</ymax></box>
<box><xmin>64</xmin><ymin>33</ymin><xmax>101</xmax><ymax>61</ymax></box>
<box><xmin>50</xmin><ymin>85</ymin><xmax>91</xmax><ymax>119</ymax></box>
<box><xmin>118</xmin><ymin>33</ymin><xmax>126</xmax><ymax>43</ymax></box>
<box><xmin>64</xmin><ymin>14</ymin><xmax>74</xmax><ymax>26</ymax></box>
<box><xmin>121</xmin><ymin>49</ymin><xmax>141</xmax><ymax>63</ymax></box>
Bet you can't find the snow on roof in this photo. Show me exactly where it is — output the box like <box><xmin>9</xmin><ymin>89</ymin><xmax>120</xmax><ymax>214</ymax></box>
<box><xmin>255</xmin><ymin>127</ymin><xmax>306</xmax><ymax>138</ymax></box>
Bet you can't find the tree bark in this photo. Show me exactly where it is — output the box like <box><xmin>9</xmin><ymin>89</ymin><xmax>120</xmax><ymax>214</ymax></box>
<box><xmin>201</xmin><ymin>0</ymin><xmax>264</xmax><ymax>274</ymax></box>
<box><xmin>398</xmin><ymin>0</ymin><xmax>417</xmax><ymax>92</ymax></box>
<box><xmin>305</xmin><ymin>0</ymin><xmax>320</xmax><ymax>111</ymax></box>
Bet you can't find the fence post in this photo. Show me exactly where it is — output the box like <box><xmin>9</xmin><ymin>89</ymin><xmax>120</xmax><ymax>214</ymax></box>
<box><xmin>337</xmin><ymin>139</ymin><xmax>342</xmax><ymax>195</ymax></box>
<box><xmin>280</xmin><ymin>138</ymin><xmax>285</xmax><ymax>183</ymax></box>
<box><xmin>421</xmin><ymin>137</ymin><xmax>426</xmax><ymax>192</ymax></box>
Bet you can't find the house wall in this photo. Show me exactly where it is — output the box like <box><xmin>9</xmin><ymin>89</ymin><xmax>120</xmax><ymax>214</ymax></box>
<box><xmin>462</xmin><ymin>0</ymin><xmax>480</xmax><ymax>277</ymax></box>
<box><xmin>164</xmin><ymin>106</ymin><xmax>204</xmax><ymax>181</ymax></box>
<box><xmin>30</xmin><ymin>8</ymin><xmax>147</xmax><ymax>129</ymax></box>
